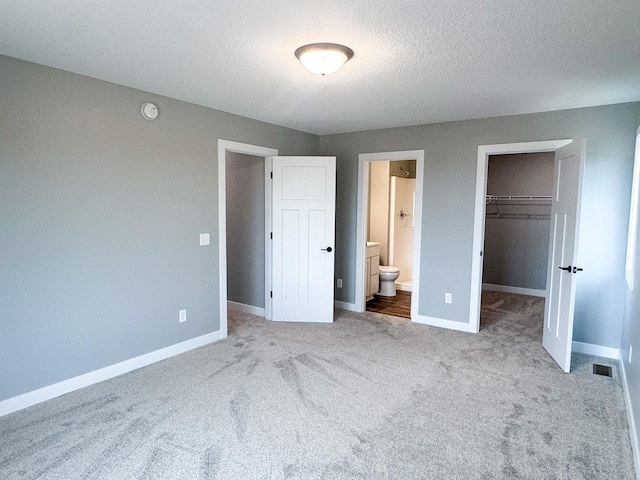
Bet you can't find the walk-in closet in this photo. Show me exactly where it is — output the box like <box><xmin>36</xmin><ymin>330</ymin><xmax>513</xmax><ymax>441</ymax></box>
<box><xmin>482</xmin><ymin>152</ymin><xmax>555</xmax><ymax>297</ymax></box>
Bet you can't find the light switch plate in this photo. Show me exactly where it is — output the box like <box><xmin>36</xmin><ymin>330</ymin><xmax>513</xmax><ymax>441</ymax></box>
<box><xmin>199</xmin><ymin>233</ymin><xmax>210</xmax><ymax>246</ymax></box>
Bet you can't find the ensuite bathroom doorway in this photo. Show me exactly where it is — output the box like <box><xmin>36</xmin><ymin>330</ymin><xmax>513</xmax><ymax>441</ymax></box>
<box><xmin>365</xmin><ymin>159</ymin><xmax>416</xmax><ymax>319</ymax></box>
<box><xmin>355</xmin><ymin>149</ymin><xmax>424</xmax><ymax>322</ymax></box>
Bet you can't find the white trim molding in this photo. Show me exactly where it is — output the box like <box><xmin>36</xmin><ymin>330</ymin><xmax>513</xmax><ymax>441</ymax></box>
<box><xmin>227</xmin><ymin>301</ymin><xmax>265</xmax><ymax>317</ymax></box>
<box><xmin>482</xmin><ymin>283</ymin><xmax>546</xmax><ymax>298</ymax></box>
<box><xmin>0</xmin><ymin>331</ymin><xmax>222</xmax><ymax>418</ymax></box>
<box><xmin>412</xmin><ymin>314</ymin><xmax>475</xmax><ymax>333</ymax></box>
<box><xmin>620</xmin><ymin>357</ymin><xmax>640</xmax><ymax>480</ymax></box>
<box><xmin>334</xmin><ymin>300</ymin><xmax>359</xmax><ymax>312</ymax></box>
<box><xmin>571</xmin><ymin>341</ymin><xmax>620</xmax><ymax>359</ymax></box>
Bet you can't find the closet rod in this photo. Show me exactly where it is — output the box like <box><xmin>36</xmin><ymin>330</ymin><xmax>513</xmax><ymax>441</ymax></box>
<box><xmin>486</xmin><ymin>195</ymin><xmax>552</xmax><ymax>201</ymax></box>
<box><xmin>487</xmin><ymin>213</ymin><xmax>551</xmax><ymax>219</ymax></box>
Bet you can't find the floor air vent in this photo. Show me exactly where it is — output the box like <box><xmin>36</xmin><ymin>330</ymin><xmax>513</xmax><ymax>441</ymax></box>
<box><xmin>593</xmin><ymin>364</ymin><xmax>613</xmax><ymax>377</ymax></box>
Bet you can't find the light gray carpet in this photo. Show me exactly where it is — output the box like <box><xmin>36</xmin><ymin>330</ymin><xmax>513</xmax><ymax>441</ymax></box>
<box><xmin>0</xmin><ymin>293</ymin><xmax>635</xmax><ymax>479</ymax></box>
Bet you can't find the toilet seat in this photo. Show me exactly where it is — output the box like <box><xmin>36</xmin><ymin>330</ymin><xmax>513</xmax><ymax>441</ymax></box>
<box><xmin>379</xmin><ymin>266</ymin><xmax>399</xmax><ymax>274</ymax></box>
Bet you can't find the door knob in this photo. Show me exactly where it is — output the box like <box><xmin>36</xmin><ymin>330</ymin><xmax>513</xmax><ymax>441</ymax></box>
<box><xmin>573</xmin><ymin>266</ymin><xmax>583</xmax><ymax>273</ymax></box>
<box><xmin>322</xmin><ymin>247</ymin><xmax>333</xmax><ymax>252</ymax></box>
<box><xmin>559</xmin><ymin>265</ymin><xmax>572</xmax><ymax>272</ymax></box>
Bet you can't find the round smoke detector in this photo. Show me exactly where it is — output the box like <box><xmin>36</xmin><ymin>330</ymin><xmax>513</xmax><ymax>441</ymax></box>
<box><xmin>141</xmin><ymin>102</ymin><xmax>158</xmax><ymax>120</ymax></box>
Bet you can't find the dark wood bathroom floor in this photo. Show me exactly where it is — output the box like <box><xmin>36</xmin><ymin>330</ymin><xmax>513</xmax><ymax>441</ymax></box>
<box><xmin>366</xmin><ymin>291</ymin><xmax>411</xmax><ymax>318</ymax></box>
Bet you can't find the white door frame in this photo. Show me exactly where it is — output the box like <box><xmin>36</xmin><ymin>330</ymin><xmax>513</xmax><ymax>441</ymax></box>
<box><xmin>218</xmin><ymin>140</ymin><xmax>278</xmax><ymax>338</ymax></box>
<box><xmin>356</xmin><ymin>150</ymin><xmax>425</xmax><ymax>319</ymax></box>
<box><xmin>469</xmin><ymin>139</ymin><xmax>572</xmax><ymax>333</ymax></box>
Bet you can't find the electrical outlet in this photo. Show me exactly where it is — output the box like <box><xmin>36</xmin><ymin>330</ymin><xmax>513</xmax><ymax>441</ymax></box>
<box><xmin>179</xmin><ymin>309</ymin><xmax>187</xmax><ymax>323</ymax></box>
<box><xmin>337</xmin><ymin>278</ymin><xmax>343</xmax><ymax>288</ymax></box>
<box><xmin>445</xmin><ymin>293</ymin><xmax>452</xmax><ymax>304</ymax></box>
<box><xmin>630</xmin><ymin>345</ymin><xmax>633</xmax><ymax>364</ymax></box>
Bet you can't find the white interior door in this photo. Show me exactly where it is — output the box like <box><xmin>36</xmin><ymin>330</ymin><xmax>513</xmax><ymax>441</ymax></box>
<box><xmin>542</xmin><ymin>139</ymin><xmax>586</xmax><ymax>372</ymax></box>
<box><xmin>272</xmin><ymin>156</ymin><xmax>336</xmax><ymax>323</ymax></box>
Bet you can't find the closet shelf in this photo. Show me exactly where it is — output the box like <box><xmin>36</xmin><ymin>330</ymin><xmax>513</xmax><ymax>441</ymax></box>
<box><xmin>486</xmin><ymin>195</ymin><xmax>551</xmax><ymax>218</ymax></box>
<box><xmin>486</xmin><ymin>195</ymin><xmax>551</xmax><ymax>205</ymax></box>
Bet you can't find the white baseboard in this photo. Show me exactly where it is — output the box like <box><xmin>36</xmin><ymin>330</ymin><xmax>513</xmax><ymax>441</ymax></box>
<box><xmin>482</xmin><ymin>283</ymin><xmax>546</xmax><ymax>298</ymax></box>
<box><xmin>227</xmin><ymin>301</ymin><xmax>265</xmax><ymax>317</ymax></box>
<box><xmin>571</xmin><ymin>341</ymin><xmax>620</xmax><ymax>359</ymax></box>
<box><xmin>0</xmin><ymin>330</ymin><xmax>222</xmax><ymax>418</ymax></box>
<box><xmin>395</xmin><ymin>283</ymin><xmax>412</xmax><ymax>292</ymax></box>
<box><xmin>412</xmin><ymin>314</ymin><xmax>474</xmax><ymax>333</ymax></box>
<box><xmin>620</xmin><ymin>356</ymin><xmax>640</xmax><ymax>480</ymax></box>
<box><xmin>334</xmin><ymin>300</ymin><xmax>360</xmax><ymax>312</ymax></box>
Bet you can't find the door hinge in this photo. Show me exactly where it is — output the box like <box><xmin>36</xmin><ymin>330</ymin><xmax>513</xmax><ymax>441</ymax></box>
<box><xmin>270</xmin><ymin>171</ymin><xmax>273</xmax><ymax>179</ymax></box>
<box><xmin>270</xmin><ymin>291</ymin><xmax>273</xmax><ymax>298</ymax></box>
<box><xmin>270</xmin><ymin>232</ymin><xmax>273</xmax><ymax>240</ymax></box>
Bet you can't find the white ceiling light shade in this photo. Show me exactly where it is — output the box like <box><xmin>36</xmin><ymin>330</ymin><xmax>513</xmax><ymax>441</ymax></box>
<box><xmin>294</xmin><ymin>43</ymin><xmax>353</xmax><ymax>76</ymax></box>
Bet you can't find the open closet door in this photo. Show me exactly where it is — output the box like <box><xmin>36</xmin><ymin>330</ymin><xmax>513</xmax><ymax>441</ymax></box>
<box><xmin>542</xmin><ymin>139</ymin><xmax>586</xmax><ymax>372</ymax></box>
<box><xmin>271</xmin><ymin>156</ymin><xmax>336</xmax><ymax>323</ymax></box>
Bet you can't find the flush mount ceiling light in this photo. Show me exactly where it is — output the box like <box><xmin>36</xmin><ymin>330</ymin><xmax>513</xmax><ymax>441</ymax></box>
<box><xmin>294</xmin><ymin>43</ymin><xmax>353</xmax><ymax>76</ymax></box>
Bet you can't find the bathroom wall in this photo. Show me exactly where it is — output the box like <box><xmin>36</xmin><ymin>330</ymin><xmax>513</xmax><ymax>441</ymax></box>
<box><xmin>226</xmin><ymin>152</ymin><xmax>265</xmax><ymax>308</ymax></box>
<box><xmin>368</xmin><ymin>161</ymin><xmax>390</xmax><ymax>264</ymax></box>
<box><xmin>482</xmin><ymin>153</ymin><xmax>554</xmax><ymax>290</ymax></box>
<box><xmin>389</xmin><ymin>176</ymin><xmax>415</xmax><ymax>285</ymax></box>
<box><xmin>391</xmin><ymin>159</ymin><xmax>417</xmax><ymax>179</ymax></box>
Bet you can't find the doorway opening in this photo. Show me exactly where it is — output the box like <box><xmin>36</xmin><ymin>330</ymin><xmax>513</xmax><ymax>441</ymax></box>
<box><xmin>480</xmin><ymin>152</ymin><xmax>554</xmax><ymax>328</ymax></box>
<box><xmin>225</xmin><ymin>152</ymin><xmax>268</xmax><ymax>316</ymax></box>
<box><xmin>470</xmin><ymin>139</ymin><xmax>587</xmax><ymax>373</ymax></box>
<box><xmin>356</xmin><ymin>150</ymin><xmax>424</xmax><ymax>320</ymax></box>
<box><xmin>365</xmin><ymin>160</ymin><xmax>417</xmax><ymax>318</ymax></box>
<box><xmin>218</xmin><ymin>140</ymin><xmax>278</xmax><ymax>339</ymax></box>
<box><xmin>469</xmin><ymin>139</ymin><xmax>572</xmax><ymax>334</ymax></box>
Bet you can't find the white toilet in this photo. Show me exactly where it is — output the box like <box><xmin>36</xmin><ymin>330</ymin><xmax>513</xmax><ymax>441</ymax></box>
<box><xmin>378</xmin><ymin>266</ymin><xmax>400</xmax><ymax>296</ymax></box>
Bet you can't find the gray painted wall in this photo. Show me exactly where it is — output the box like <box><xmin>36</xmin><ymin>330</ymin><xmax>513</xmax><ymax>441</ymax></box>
<box><xmin>483</xmin><ymin>153</ymin><xmax>554</xmax><ymax>290</ymax></box>
<box><xmin>2</xmin><ymin>52</ymin><xmax>639</xmax><ymax>410</ymax></box>
<box><xmin>0</xmin><ymin>55</ymin><xmax>318</xmax><ymax>401</ymax></box>
<box><xmin>321</xmin><ymin>102</ymin><xmax>640</xmax><ymax>349</ymax></box>
<box><xmin>620</xmin><ymin>118</ymin><xmax>640</xmax><ymax>459</ymax></box>
<box><xmin>226</xmin><ymin>152</ymin><xmax>265</xmax><ymax>308</ymax></box>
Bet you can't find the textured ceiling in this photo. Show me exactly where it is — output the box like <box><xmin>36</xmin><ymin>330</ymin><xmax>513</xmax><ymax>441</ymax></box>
<box><xmin>1</xmin><ymin>0</ymin><xmax>639</xmax><ymax>135</ymax></box>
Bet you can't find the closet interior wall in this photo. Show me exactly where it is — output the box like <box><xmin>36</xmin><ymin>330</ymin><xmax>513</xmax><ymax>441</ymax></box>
<box><xmin>483</xmin><ymin>153</ymin><xmax>555</xmax><ymax>292</ymax></box>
